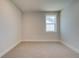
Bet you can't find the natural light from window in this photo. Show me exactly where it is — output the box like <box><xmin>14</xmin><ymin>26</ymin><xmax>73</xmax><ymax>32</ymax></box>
<box><xmin>46</xmin><ymin>15</ymin><xmax>57</xmax><ymax>32</ymax></box>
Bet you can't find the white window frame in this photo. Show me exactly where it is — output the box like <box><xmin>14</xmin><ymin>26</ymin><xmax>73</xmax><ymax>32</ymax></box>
<box><xmin>46</xmin><ymin>15</ymin><xmax>57</xmax><ymax>32</ymax></box>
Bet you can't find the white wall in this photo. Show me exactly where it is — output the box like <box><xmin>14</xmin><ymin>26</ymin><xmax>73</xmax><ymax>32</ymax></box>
<box><xmin>23</xmin><ymin>12</ymin><xmax>60</xmax><ymax>41</ymax></box>
<box><xmin>0</xmin><ymin>0</ymin><xmax>22</xmax><ymax>57</ymax></box>
<box><xmin>61</xmin><ymin>0</ymin><xmax>79</xmax><ymax>52</ymax></box>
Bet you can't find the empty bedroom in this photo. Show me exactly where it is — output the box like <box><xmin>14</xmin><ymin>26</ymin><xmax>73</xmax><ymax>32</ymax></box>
<box><xmin>0</xmin><ymin>0</ymin><xmax>79</xmax><ymax>58</ymax></box>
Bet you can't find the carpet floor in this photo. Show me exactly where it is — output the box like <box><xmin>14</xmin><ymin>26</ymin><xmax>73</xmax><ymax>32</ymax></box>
<box><xmin>2</xmin><ymin>42</ymin><xmax>79</xmax><ymax>58</ymax></box>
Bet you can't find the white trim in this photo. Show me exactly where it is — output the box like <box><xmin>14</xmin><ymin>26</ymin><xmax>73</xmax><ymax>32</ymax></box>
<box><xmin>21</xmin><ymin>40</ymin><xmax>60</xmax><ymax>43</ymax></box>
<box><xmin>0</xmin><ymin>40</ymin><xmax>21</xmax><ymax>57</ymax></box>
<box><xmin>61</xmin><ymin>40</ymin><xmax>79</xmax><ymax>54</ymax></box>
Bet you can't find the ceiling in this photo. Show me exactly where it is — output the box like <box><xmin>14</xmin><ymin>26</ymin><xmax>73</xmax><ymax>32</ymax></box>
<box><xmin>11</xmin><ymin>0</ymin><xmax>73</xmax><ymax>12</ymax></box>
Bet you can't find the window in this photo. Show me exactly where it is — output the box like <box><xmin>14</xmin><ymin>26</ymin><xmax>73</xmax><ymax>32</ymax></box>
<box><xmin>46</xmin><ymin>15</ymin><xmax>57</xmax><ymax>32</ymax></box>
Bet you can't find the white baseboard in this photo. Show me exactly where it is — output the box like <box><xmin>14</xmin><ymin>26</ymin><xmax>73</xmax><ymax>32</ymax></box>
<box><xmin>61</xmin><ymin>41</ymin><xmax>79</xmax><ymax>54</ymax></box>
<box><xmin>0</xmin><ymin>40</ymin><xmax>21</xmax><ymax>57</ymax></box>
<box><xmin>21</xmin><ymin>40</ymin><xmax>61</xmax><ymax>43</ymax></box>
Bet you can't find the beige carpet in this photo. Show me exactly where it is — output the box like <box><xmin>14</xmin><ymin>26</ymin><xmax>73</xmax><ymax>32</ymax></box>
<box><xmin>2</xmin><ymin>42</ymin><xmax>79</xmax><ymax>58</ymax></box>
